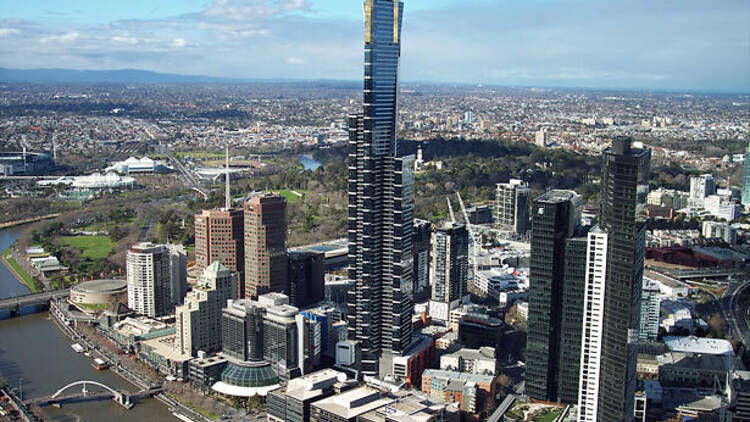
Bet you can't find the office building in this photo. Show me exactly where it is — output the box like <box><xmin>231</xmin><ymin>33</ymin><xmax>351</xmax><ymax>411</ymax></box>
<box><xmin>347</xmin><ymin>0</ymin><xmax>416</xmax><ymax>377</ymax></box>
<box><xmin>175</xmin><ymin>262</ymin><xmax>237</xmax><ymax>356</ymax></box>
<box><xmin>495</xmin><ymin>179</ymin><xmax>530</xmax><ymax>235</ymax></box>
<box><xmin>267</xmin><ymin>369</ymin><xmax>352</xmax><ymax>422</ymax></box>
<box><xmin>245</xmin><ymin>193</ymin><xmax>288</xmax><ymax>299</ymax></box>
<box><xmin>211</xmin><ymin>299</ymin><xmax>280</xmax><ymax>398</ymax></box>
<box><xmin>743</xmin><ymin>143</ymin><xmax>750</xmax><ymax>207</ymax></box>
<box><xmin>264</xmin><ymin>303</ymin><xmax>302</xmax><ymax>383</ymax></box>
<box><xmin>577</xmin><ymin>227</ymin><xmax>609</xmax><ymax>421</ymax></box>
<box><xmin>310</xmin><ymin>387</ymin><xmax>393</xmax><ymax>422</ymax></box>
<box><xmin>526</xmin><ymin>190</ymin><xmax>584</xmax><ymax>404</ymax></box>
<box><xmin>195</xmin><ymin>208</ymin><xmax>245</xmax><ymax>297</ymax></box>
<box><xmin>413</xmin><ymin>219</ymin><xmax>433</xmax><ymax>302</ymax></box>
<box><xmin>578</xmin><ymin>137</ymin><xmax>650</xmax><ymax>422</ymax></box>
<box><xmin>639</xmin><ymin>280</ymin><xmax>661</xmax><ymax>342</ymax></box>
<box><xmin>439</xmin><ymin>347</ymin><xmax>496</xmax><ymax>375</ymax></box>
<box><xmin>421</xmin><ymin>369</ymin><xmax>496</xmax><ymax>416</ymax></box>
<box><xmin>458</xmin><ymin>312</ymin><xmax>504</xmax><ymax>351</ymax></box>
<box><xmin>167</xmin><ymin>244</ymin><xmax>188</xmax><ymax>306</ymax></box>
<box><xmin>689</xmin><ymin>174</ymin><xmax>716</xmax><ymax>208</ymax></box>
<box><xmin>702</xmin><ymin>220</ymin><xmax>738</xmax><ymax>245</ymax></box>
<box><xmin>287</xmin><ymin>251</ymin><xmax>324</xmax><ymax>309</ymax></box>
<box><xmin>429</xmin><ymin>223</ymin><xmax>468</xmax><ymax>322</ymax></box>
<box><xmin>126</xmin><ymin>242</ymin><xmax>172</xmax><ymax>317</ymax></box>
<box><xmin>704</xmin><ymin>194</ymin><xmax>742</xmax><ymax>221</ymax></box>
<box><xmin>558</xmin><ymin>235</ymin><xmax>588</xmax><ymax>404</ymax></box>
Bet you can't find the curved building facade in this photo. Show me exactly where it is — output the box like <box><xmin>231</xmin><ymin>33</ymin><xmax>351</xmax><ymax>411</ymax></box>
<box><xmin>69</xmin><ymin>279</ymin><xmax>128</xmax><ymax>312</ymax></box>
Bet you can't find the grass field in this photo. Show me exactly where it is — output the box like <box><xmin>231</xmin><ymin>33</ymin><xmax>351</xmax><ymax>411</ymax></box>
<box><xmin>277</xmin><ymin>189</ymin><xmax>304</xmax><ymax>204</ymax></box>
<box><xmin>60</xmin><ymin>235</ymin><xmax>115</xmax><ymax>260</ymax></box>
<box><xmin>1</xmin><ymin>247</ymin><xmax>40</xmax><ymax>293</ymax></box>
<box><xmin>176</xmin><ymin>151</ymin><xmax>223</xmax><ymax>160</ymax></box>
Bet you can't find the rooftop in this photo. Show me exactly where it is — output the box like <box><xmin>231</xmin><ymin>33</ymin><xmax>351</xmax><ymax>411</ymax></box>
<box><xmin>664</xmin><ymin>336</ymin><xmax>735</xmax><ymax>356</ymax></box>
<box><xmin>422</xmin><ymin>369</ymin><xmax>495</xmax><ymax>384</ymax></box>
<box><xmin>71</xmin><ymin>278</ymin><xmax>127</xmax><ymax>294</ymax></box>
<box><xmin>312</xmin><ymin>387</ymin><xmax>393</xmax><ymax>419</ymax></box>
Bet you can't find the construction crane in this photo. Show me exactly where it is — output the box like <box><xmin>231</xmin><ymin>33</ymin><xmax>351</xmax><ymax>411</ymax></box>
<box><xmin>456</xmin><ymin>191</ymin><xmax>483</xmax><ymax>278</ymax></box>
<box><xmin>446</xmin><ymin>197</ymin><xmax>456</xmax><ymax>224</ymax></box>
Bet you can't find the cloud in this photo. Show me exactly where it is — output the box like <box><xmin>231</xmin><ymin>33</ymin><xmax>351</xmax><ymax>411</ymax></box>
<box><xmin>1</xmin><ymin>0</ymin><xmax>748</xmax><ymax>91</ymax></box>
<box><xmin>0</xmin><ymin>28</ymin><xmax>20</xmax><ymax>37</ymax></box>
<box><xmin>39</xmin><ymin>32</ymin><xmax>79</xmax><ymax>44</ymax></box>
<box><xmin>202</xmin><ymin>0</ymin><xmax>311</xmax><ymax>21</ymax></box>
<box><xmin>111</xmin><ymin>35</ymin><xmax>138</xmax><ymax>44</ymax></box>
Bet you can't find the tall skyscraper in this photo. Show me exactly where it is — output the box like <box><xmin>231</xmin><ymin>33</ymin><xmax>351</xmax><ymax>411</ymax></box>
<box><xmin>742</xmin><ymin>142</ymin><xmax>750</xmax><ymax>207</ymax></box>
<box><xmin>195</xmin><ymin>208</ymin><xmax>244</xmax><ymax>297</ymax></box>
<box><xmin>639</xmin><ymin>280</ymin><xmax>661</xmax><ymax>342</ymax></box>
<box><xmin>413</xmin><ymin>219</ymin><xmax>433</xmax><ymax>302</ymax></box>
<box><xmin>126</xmin><ymin>242</ymin><xmax>171</xmax><ymax>317</ymax></box>
<box><xmin>578</xmin><ymin>136</ymin><xmax>650</xmax><ymax>422</ymax></box>
<box><xmin>430</xmin><ymin>223</ymin><xmax>469</xmax><ymax>304</ymax></box>
<box><xmin>347</xmin><ymin>0</ymin><xmax>415</xmax><ymax>377</ymax></box>
<box><xmin>495</xmin><ymin>179</ymin><xmax>531</xmax><ymax>235</ymax></box>
<box><xmin>244</xmin><ymin>193</ymin><xmax>288</xmax><ymax>299</ymax></box>
<box><xmin>166</xmin><ymin>243</ymin><xmax>188</xmax><ymax>306</ymax></box>
<box><xmin>526</xmin><ymin>190</ymin><xmax>584</xmax><ymax>404</ymax></box>
<box><xmin>175</xmin><ymin>262</ymin><xmax>237</xmax><ymax>356</ymax></box>
<box><xmin>578</xmin><ymin>227</ymin><xmax>609</xmax><ymax>421</ymax></box>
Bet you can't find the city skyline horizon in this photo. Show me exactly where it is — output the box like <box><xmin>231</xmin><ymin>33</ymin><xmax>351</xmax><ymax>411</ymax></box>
<box><xmin>1</xmin><ymin>0</ymin><xmax>748</xmax><ymax>92</ymax></box>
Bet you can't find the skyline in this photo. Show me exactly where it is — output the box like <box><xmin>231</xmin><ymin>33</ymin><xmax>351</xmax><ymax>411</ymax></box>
<box><xmin>0</xmin><ymin>0</ymin><xmax>748</xmax><ymax>92</ymax></box>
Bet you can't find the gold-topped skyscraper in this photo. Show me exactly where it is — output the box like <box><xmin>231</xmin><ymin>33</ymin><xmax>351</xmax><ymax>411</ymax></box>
<box><xmin>347</xmin><ymin>0</ymin><xmax>416</xmax><ymax>377</ymax></box>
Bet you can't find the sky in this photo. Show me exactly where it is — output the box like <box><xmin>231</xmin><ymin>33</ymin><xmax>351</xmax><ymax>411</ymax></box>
<box><xmin>1</xmin><ymin>0</ymin><xmax>749</xmax><ymax>92</ymax></box>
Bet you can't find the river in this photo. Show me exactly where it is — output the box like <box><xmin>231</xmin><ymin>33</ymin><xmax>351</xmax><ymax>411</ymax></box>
<box><xmin>0</xmin><ymin>225</ymin><xmax>31</xmax><ymax>299</ymax></box>
<box><xmin>0</xmin><ymin>226</ymin><xmax>178</xmax><ymax>421</ymax></box>
<box><xmin>298</xmin><ymin>154</ymin><xmax>322</xmax><ymax>171</ymax></box>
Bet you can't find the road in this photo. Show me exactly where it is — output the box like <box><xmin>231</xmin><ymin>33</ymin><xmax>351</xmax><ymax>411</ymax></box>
<box><xmin>725</xmin><ymin>279</ymin><xmax>750</xmax><ymax>354</ymax></box>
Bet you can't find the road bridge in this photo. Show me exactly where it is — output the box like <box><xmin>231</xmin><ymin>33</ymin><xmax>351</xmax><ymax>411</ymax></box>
<box><xmin>0</xmin><ymin>290</ymin><xmax>69</xmax><ymax>314</ymax></box>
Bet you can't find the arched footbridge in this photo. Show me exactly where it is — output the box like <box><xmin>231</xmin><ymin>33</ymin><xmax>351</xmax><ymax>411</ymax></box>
<box><xmin>28</xmin><ymin>380</ymin><xmax>160</xmax><ymax>409</ymax></box>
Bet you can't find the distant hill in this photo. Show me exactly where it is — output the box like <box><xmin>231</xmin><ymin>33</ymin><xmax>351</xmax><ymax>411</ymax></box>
<box><xmin>0</xmin><ymin>68</ymin><xmax>245</xmax><ymax>83</ymax></box>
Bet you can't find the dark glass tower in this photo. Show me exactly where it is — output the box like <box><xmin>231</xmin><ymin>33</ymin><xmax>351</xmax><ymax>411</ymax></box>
<box><xmin>597</xmin><ymin>136</ymin><xmax>650</xmax><ymax>421</ymax></box>
<box><xmin>347</xmin><ymin>0</ymin><xmax>415</xmax><ymax>377</ymax></box>
<box><xmin>526</xmin><ymin>190</ymin><xmax>583</xmax><ymax>403</ymax></box>
<box><xmin>430</xmin><ymin>223</ymin><xmax>469</xmax><ymax>303</ymax></box>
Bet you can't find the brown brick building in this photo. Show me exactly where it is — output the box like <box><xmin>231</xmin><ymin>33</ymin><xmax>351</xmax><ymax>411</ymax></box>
<box><xmin>194</xmin><ymin>208</ymin><xmax>245</xmax><ymax>298</ymax></box>
<box><xmin>244</xmin><ymin>194</ymin><xmax>288</xmax><ymax>299</ymax></box>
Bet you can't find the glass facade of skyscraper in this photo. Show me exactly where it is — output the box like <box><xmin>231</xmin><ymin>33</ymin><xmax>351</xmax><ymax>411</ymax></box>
<box><xmin>347</xmin><ymin>0</ymin><xmax>415</xmax><ymax>377</ymax></box>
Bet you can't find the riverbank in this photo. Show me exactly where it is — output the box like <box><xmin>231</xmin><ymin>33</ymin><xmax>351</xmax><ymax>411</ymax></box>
<box><xmin>47</xmin><ymin>303</ymin><xmax>225</xmax><ymax>422</ymax></box>
<box><xmin>1</xmin><ymin>247</ymin><xmax>39</xmax><ymax>294</ymax></box>
<box><xmin>0</xmin><ymin>214</ymin><xmax>59</xmax><ymax>230</ymax></box>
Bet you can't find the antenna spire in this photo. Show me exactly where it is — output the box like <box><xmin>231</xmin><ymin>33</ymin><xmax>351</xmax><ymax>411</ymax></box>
<box><xmin>225</xmin><ymin>145</ymin><xmax>231</xmax><ymax>209</ymax></box>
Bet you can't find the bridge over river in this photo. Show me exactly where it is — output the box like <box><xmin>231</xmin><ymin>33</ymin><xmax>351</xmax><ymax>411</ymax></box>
<box><xmin>0</xmin><ymin>289</ymin><xmax>69</xmax><ymax>315</ymax></box>
<box><xmin>27</xmin><ymin>380</ymin><xmax>161</xmax><ymax>410</ymax></box>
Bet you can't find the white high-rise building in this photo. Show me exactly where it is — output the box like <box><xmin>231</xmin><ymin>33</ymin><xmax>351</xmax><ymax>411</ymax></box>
<box><xmin>577</xmin><ymin>228</ymin><xmax>608</xmax><ymax>422</ymax></box>
<box><xmin>495</xmin><ymin>179</ymin><xmax>531</xmax><ymax>235</ymax></box>
<box><xmin>535</xmin><ymin>128</ymin><xmax>546</xmax><ymax>148</ymax></box>
<box><xmin>688</xmin><ymin>174</ymin><xmax>716</xmax><ymax>208</ymax></box>
<box><xmin>175</xmin><ymin>262</ymin><xmax>237</xmax><ymax>356</ymax></box>
<box><xmin>126</xmin><ymin>242</ymin><xmax>171</xmax><ymax>317</ymax></box>
<box><xmin>639</xmin><ymin>280</ymin><xmax>661</xmax><ymax>342</ymax></box>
